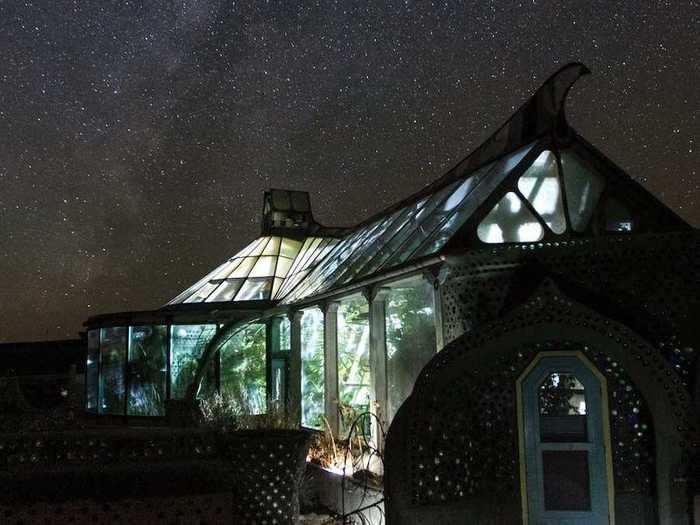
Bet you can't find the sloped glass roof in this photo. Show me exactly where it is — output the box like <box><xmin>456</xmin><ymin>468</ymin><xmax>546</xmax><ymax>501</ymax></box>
<box><xmin>280</xmin><ymin>142</ymin><xmax>536</xmax><ymax>303</ymax></box>
<box><xmin>167</xmin><ymin>235</ymin><xmax>339</xmax><ymax>304</ymax></box>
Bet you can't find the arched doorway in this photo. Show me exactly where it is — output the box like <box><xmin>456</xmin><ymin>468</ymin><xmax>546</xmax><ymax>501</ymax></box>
<box><xmin>518</xmin><ymin>352</ymin><xmax>614</xmax><ymax>524</ymax></box>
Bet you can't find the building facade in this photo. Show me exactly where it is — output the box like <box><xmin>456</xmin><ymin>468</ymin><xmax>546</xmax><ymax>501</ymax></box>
<box><xmin>84</xmin><ymin>63</ymin><xmax>699</xmax><ymax>524</ymax></box>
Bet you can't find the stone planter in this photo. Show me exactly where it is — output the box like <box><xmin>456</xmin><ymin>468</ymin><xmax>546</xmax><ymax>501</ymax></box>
<box><xmin>221</xmin><ymin>429</ymin><xmax>312</xmax><ymax>524</ymax></box>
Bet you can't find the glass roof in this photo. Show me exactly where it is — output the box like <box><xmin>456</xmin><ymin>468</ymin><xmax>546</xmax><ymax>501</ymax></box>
<box><xmin>167</xmin><ymin>235</ymin><xmax>339</xmax><ymax>304</ymax></box>
<box><xmin>280</xmin><ymin>142</ymin><xmax>535</xmax><ymax>303</ymax></box>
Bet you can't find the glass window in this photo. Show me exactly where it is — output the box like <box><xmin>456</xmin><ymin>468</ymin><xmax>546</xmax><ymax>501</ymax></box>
<box><xmin>211</xmin><ymin>259</ymin><xmax>241</xmax><ymax>280</ymax></box>
<box><xmin>604</xmin><ymin>197</ymin><xmax>634</xmax><ymax>232</ymax></box>
<box><xmin>517</xmin><ymin>150</ymin><xmax>567</xmax><ymax>234</ymax></box>
<box><xmin>235</xmin><ymin>278</ymin><xmax>272</xmax><ymax>300</ymax></box>
<box><xmin>271</xmin><ymin>358</ymin><xmax>287</xmax><ymax>406</ymax></box>
<box><xmin>274</xmin><ymin>256</ymin><xmax>293</xmax><ymax>278</ymax></box>
<box><xmin>385</xmin><ymin>279</ymin><xmax>436</xmax><ymax>423</ymax></box>
<box><xmin>127</xmin><ymin>325</ymin><xmax>167</xmax><ymax>416</ymax></box>
<box><xmin>98</xmin><ymin>326</ymin><xmax>127</xmax><ymax>415</ymax></box>
<box><xmin>248</xmin><ymin>237</ymin><xmax>269</xmax><ymax>257</ymax></box>
<box><xmin>219</xmin><ymin>323</ymin><xmax>267</xmax><ymax>415</ymax></box>
<box><xmin>249</xmin><ymin>256</ymin><xmax>277</xmax><ymax>277</ymax></box>
<box><xmin>230</xmin><ymin>257</ymin><xmax>257</xmax><ymax>278</ymax></box>
<box><xmin>262</xmin><ymin>236</ymin><xmax>281</xmax><ymax>256</ymax></box>
<box><xmin>206</xmin><ymin>279</ymin><xmax>244</xmax><ymax>302</ymax></box>
<box><xmin>183</xmin><ymin>281</ymin><xmax>218</xmax><ymax>303</ymax></box>
<box><xmin>477</xmin><ymin>192</ymin><xmax>545</xmax><ymax>243</ymax></box>
<box><xmin>280</xmin><ymin>238</ymin><xmax>303</xmax><ymax>258</ymax></box>
<box><xmin>560</xmin><ymin>151</ymin><xmax>605</xmax><ymax>232</ymax></box>
<box><xmin>169</xmin><ymin>324</ymin><xmax>216</xmax><ymax>399</ymax></box>
<box><xmin>539</xmin><ymin>373</ymin><xmax>587</xmax><ymax>442</ymax></box>
<box><xmin>300</xmin><ymin>308</ymin><xmax>324</xmax><ymax>429</ymax></box>
<box><xmin>271</xmin><ymin>316</ymin><xmax>291</xmax><ymax>353</ymax></box>
<box><xmin>86</xmin><ymin>329</ymin><xmax>100</xmax><ymax>413</ymax></box>
<box><xmin>337</xmin><ymin>296</ymin><xmax>370</xmax><ymax>434</ymax></box>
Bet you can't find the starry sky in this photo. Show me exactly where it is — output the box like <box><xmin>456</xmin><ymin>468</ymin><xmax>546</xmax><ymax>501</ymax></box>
<box><xmin>0</xmin><ymin>1</ymin><xmax>697</xmax><ymax>342</ymax></box>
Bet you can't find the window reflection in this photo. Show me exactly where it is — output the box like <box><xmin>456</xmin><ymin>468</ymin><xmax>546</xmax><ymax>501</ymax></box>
<box><xmin>98</xmin><ymin>326</ymin><xmax>127</xmax><ymax>415</ymax></box>
<box><xmin>127</xmin><ymin>325</ymin><xmax>167</xmax><ymax>416</ymax></box>
<box><xmin>539</xmin><ymin>373</ymin><xmax>587</xmax><ymax>442</ymax></box>
<box><xmin>517</xmin><ymin>150</ymin><xmax>567</xmax><ymax>234</ymax></box>
<box><xmin>477</xmin><ymin>192</ymin><xmax>544</xmax><ymax>243</ymax></box>
<box><xmin>219</xmin><ymin>323</ymin><xmax>267</xmax><ymax>415</ymax></box>
<box><xmin>301</xmin><ymin>308</ymin><xmax>324</xmax><ymax>429</ymax></box>
<box><xmin>337</xmin><ymin>296</ymin><xmax>371</xmax><ymax>435</ymax></box>
<box><xmin>385</xmin><ymin>279</ymin><xmax>436</xmax><ymax>423</ymax></box>
<box><xmin>560</xmin><ymin>150</ymin><xmax>605</xmax><ymax>232</ymax></box>
<box><xmin>169</xmin><ymin>324</ymin><xmax>216</xmax><ymax>399</ymax></box>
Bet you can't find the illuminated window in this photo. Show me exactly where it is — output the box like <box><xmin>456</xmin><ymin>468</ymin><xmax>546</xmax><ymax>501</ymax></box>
<box><xmin>127</xmin><ymin>325</ymin><xmax>167</xmax><ymax>416</ymax></box>
<box><xmin>300</xmin><ymin>308</ymin><xmax>324</xmax><ymax>429</ymax></box>
<box><xmin>219</xmin><ymin>323</ymin><xmax>267</xmax><ymax>414</ymax></box>
<box><xmin>518</xmin><ymin>150</ymin><xmax>567</xmax><ymax>234</ymax></box>
<box><xmin>337</xmin><ymin>296</ymin><xmax>371</xmax><ymax>434</ymax></box>
<box><xmin>477</xmin><ymin>192</ymin><xmax>545</xmax><ymax>243</ymax></box>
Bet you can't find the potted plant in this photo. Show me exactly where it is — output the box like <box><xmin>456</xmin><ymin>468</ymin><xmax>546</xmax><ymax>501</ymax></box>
<box><xmin>200</xmin><ymin>393</ymin><xmax>312</xmax><ymax>524</ymax></box>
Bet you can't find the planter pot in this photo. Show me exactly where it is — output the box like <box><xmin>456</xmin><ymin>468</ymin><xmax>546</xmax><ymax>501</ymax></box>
<box><xmin>221</xmin><ymin>429</ymin><xmax>312</xmax><ymax>525</ymax></box>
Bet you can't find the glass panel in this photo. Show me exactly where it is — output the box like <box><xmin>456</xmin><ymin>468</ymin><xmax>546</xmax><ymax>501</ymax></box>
<box><xmin>169</xmin><ymin>324</ymin><xmax>216</xmax><ymax>399</ymax></box>
<box><xmin>206</xmin><ymin>279</ymin><xmax>244</xmax><ymax>302</ymax></box>
<box><xmin>542</xmin><ymin>450</ymin><xmax>591</xmax><ymax>511</ymax></box>
<box><xmin>280</xmin><ymin>237</ymin><xmax>303</xmax><ymax>258</ymax></box>
<box><xmin>249</xmin><ymin>256</ymin><xmax>277</xmax><ymax>277</ymax></box>
<box><xmin>385</xmin><ymin>280</ymin><xmax>436</xmax><ymax>423</ymax></box>
<box><xmin>539</xmin><ymin>373</ymin><xmax>587</xmax><ymax>442</ymax></box>
<box><xmin>605</xmin><ymin>197</ymin><xmax>634</xmax><ymax>232</ymax></box>
<box><xmin>98</xmin><ymin>326</ymin><xmax>127</xmax><ymax>415</ymax></box>
<box><xmin>477</xmin><ymin>192</ymin><xmax>544</xmax><ymax>243</ymax></box>
<box><xmin>237</xmin><ymin>237</ymin><xmax>265</xmax><ymax>258</ymax></box>
<box><xmin>275</xmin><ymin>256</ymin><xmax>293</xmax><ymax>278</ymax></box>
<box><xmin>272</xmin><ymin>316</ymin><xmax>291</xmax><ymax>353</ymax></box>
<box><xmin>271</xmin><ymin>277</ymin><xmax>284</xmax><ymax>298</ymax></box>
<box><xmin>219</xmin><ymin>323</ymin><xmax>267</xmax><ymax>414</ymax></box>
<box><xmin>210</xmin><ymin>259</ymin><xmax>241</xmax><ymax>280</ymax></box>
<box><xmin>560</xmin><ymin>150</ymin><xmax>605</xmax><ymax>232</ymax></box>
<box><xmin>517</xmin><ymin>150</ymin><xmax>567</xmax><ymax>234</ymax></box>
<box><xmin>127</xmin><ymin>325</ymin><xmax>167</xmax><ymax>416</ymax></box>
<box><xmin>337</xmin><ymin>296</ymin><xmax>370</xmax><ymax>435</ymax></box>
<box><xmin>183</xmin><ymin>281</ymin><xmax>218</xmax><ymax>303</ymax></box>
<box><xmin>86</xmin><ymin>329</ymin><xmax>100</xmax><ymax>412</ymax></box>
<box><xmin>248</xmin><ymin>237</ymin><xmax>270</xmax><ymax>257</ymax></box>
<box><xmin>271</xmin><ymin>358</ymin><xmax>287</xmax><ymax>407</ymax></box>
<box><xmin>372</xmin><ymin>183</ymin><xmax>458</xmax><ymax>272</ymax></box>
<box><xmin>234</xmin><ymin>278</ymin><xmax>272</xmax><ymax>301</ymax></box>
<box><xmin>301</xmin><ymin>308</ymin><xmax>324</xmax><ymax>429</ymax></box>
<box><xmin>230</xmin><ymin>257</ymin><xmax>257</xmax><ymax>278</ymax></box>
<box><xmin>415</xmin><ymin>143</ymin><xmax>535</xmax><ymax>257</ymax></box>
<box><xmin>262</xmin><ymin>236</ymin><xmax>280</xmax><ymax>256</ymax></box>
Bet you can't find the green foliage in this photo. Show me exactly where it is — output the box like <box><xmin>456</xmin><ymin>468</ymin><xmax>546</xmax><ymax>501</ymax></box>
<box><xmin>127</xmin><ymin>325</ymin><xmax>167</xmax><ymax>416</ymax></box>
<box><xmin>220</xmin><ymin>323</ymin><xmax>267</xmax><ymax>414</ymax></box>
<box><xmin>199</xmin><ymin>390</ymin><xmax>300</xmax><ymax>432</ymax></box>
<box><xmin>170</xmin><ymin>325</ymin><xmax>217</xmax><ymax>399</ymax></box>
<box><xmin>385</xmin><ymin>283</ymin><xmax>436</xmax><ymax>420</ymax></box>
<box><xmin>337</xmin><ymin>298</ymin><xmax>370</xmax><ymax>433</ymax></box>
<box><xmin>301</xmin><ymin>309</ymin><xmax>324</xmax><ymax>429</ymax></box>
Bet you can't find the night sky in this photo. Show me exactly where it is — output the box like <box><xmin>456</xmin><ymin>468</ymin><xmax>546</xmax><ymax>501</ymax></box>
<box><xmin>1</xmin><ymin>1</ymin><xmax>697</xmax><ymax>342</ymax></box>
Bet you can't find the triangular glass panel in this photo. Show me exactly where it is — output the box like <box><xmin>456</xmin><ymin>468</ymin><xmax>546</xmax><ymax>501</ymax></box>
<box><xmin>477</xmin><ymin>192</ymin><xmax>544</xmax><ymax>243</ymax></box>
<box><xmin>517</xmin><ymin>151</ymin><xmax>567</xmax><ymax>234</ymax></box>
<box><xmin>559</xmin><ymin>151</ymin><xmax>605</xmax><ymax>232</ymax></box>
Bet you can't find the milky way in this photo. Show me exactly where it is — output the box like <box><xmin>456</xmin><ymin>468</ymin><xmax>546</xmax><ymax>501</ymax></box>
<box><xmin>0</xmin><ymin>1</ymin><xmax>697</xmax><ymax>341</ymax></box>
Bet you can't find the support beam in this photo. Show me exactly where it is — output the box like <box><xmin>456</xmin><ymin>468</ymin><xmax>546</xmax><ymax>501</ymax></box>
<box><xmin>288</xmin><ymin>310</ymin><xmax>303</xmax><ymax>425</ymax></box>
<box><xmin>424</xmin><ymin>269</ymin><xmax>445</xmax><ymax>351</ymax></box>
<box><xmin>323</xmin><ymin>301</ymin><xmax>340</xmax><ymax>436</ymax></box>
<box><xmin>366</xmin><ymin>286</ymin><xmax>390</xmax><ymax>452</ymax></box>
